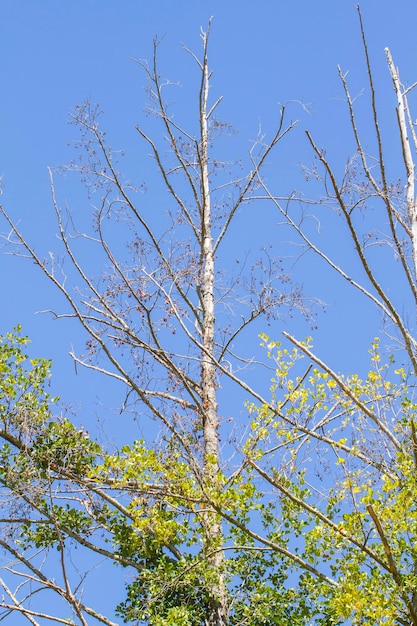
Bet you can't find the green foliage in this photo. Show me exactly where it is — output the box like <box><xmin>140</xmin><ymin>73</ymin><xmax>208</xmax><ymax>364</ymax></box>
<box><xmin>0</xmin><ymin>329</ymin><xmax>101</xmax><ymax>556</ymax></box>
<box><xmin>246</xmin><ymin>335</ymin><xmax>417</xmax><ymax>625</ymax></box>
<box><xmin>20</xmin><ymin>504</ymin><xmax>93</xmax><ymax>550</ymax></box>
<box><xmin>116</xmin><ymin>554</ymin><xmax>212</xmax><ymax>626</ymax></box>
<box><xmin>32</xmin><ymin>418</ymin><xmax>101</xmax><ymax>476</ymax></box>
<box><xmin>4</xmin><ymin>327</ymin><xmax>417</xmax><ymax>625</ymax></box>
<box><xmin>0</xmin><ymin>325</ymin><xmax>57</xmax><ymax>438</ymax></box>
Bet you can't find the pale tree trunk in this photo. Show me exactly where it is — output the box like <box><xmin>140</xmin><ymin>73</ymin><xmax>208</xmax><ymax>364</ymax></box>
<box><xmin>385</xmin><ymin>50</ymin><xmax>417</xmax><ymax>624</ymax></box>
<box><xmin>199</xmin><ymin>27</ymin><xmax>228</xmax><ymax>626</ymax></box>
<box><xmin>385</xmin><ymin>48</ymin><xmax>417</xmax><ymax>291</ymax></box>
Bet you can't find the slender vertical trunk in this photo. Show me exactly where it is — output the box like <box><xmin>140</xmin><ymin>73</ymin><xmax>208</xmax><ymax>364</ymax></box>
<box><xmin>386</xmin><ymin>53</ymin><xmax>417</xmax><ymax>624</ymax></box>
<box><xmin>199</xmin><ymin>25</ymin><xmax>228</xmax><ymax>626</ymax></box>
<box><xmin>385</xmin><ymin>48</ymin><xmax>417</xmax><ymax>287</ymax></box>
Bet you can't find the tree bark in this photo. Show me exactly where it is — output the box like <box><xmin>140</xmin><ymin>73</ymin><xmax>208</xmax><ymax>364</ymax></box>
<box><xmin>199</xmin><ymin>25</ymin><xmax>228</xmax><ymax>626</ymax></box>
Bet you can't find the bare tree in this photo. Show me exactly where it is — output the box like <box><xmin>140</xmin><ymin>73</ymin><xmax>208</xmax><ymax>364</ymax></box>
<box><xmin>0</xmin><ymin>22</ymin><xmax>310</xmax><ymax>626</ymax></box>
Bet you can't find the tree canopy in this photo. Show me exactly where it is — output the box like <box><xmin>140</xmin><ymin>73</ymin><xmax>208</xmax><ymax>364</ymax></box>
<box><xmin>1</xmin><ymin>6</ymin><xmax>417</xmax><ymax>626</ymax></box>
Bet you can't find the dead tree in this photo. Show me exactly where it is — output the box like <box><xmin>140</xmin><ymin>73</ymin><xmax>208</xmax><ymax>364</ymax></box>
<box><xmin>0</xmin><ymin>22</ymin><xmax>306</xmax><ymax>626</ymax></box>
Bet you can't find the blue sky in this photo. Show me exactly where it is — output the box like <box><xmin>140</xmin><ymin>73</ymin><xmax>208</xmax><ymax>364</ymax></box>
<box><xmin>1</xmin><ymin>1</ymin><xmax>417</xmax><ymax>622</ymax></box>
<box><xmin>2</xmin><ymin>0</ymin><xmax>416</xmax><ymax>372</ymax></box>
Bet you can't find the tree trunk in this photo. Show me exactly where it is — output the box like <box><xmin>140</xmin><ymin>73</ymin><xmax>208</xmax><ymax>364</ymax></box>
<box><xmin>199</xmin><ymin>27</ymin><xmax>228</xmax><ymax>626</ymax></box>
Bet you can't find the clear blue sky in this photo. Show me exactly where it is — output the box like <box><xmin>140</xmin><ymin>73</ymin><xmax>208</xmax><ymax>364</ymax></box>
<box><xmin>1</xmin><ymin>1</ymin><xmax>416</xmax><ymax>622</ymax></box>
<box><xmin>2</xmin><ymin>0</ymin><xmax>415</xmax><ymax>374</ymax></box>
